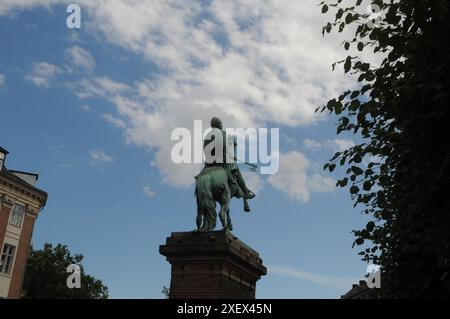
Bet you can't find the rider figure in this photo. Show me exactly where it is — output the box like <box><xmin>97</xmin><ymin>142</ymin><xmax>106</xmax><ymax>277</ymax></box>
<box><xmin>203</xmin><ymin>117</ymin><xmax>255</xmax><ymax>211</ymax></box>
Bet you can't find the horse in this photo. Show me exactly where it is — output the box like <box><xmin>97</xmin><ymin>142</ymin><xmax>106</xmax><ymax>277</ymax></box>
<box><xmin>194</xmin><ymin>166</ymin><xmax>234</xmax><ymax>231</ymax></box>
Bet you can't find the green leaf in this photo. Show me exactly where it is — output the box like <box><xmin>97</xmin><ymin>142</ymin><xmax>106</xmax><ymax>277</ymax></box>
<box><xmin>335</xmin><ymin>101</ymin><xmax>342</xmax><ymax>114</ymax></box>
<box><xmin>361</xmin><ymin>84</ymin><xmax>371</xmax><ymax>94</ymax></box>
<box><xmin>345</xmin><ymin>13</ymin><xmax>353</xmax><ymax>24</ymax></box>
<box><xmin>353</xmin><ymin>155</ymin><xmax>362</xmax><ymax>163</ymax></box>
<box><xmin>326</xmin><ymin>99</ymin><xmax>336</xmax><ymax>111</ymax></box>
<box><xmin>363</xmin><ymin>180</ymin><xmax>372</xmax><ymax>191</ymax></box>
<box><xmin>344</xmin><ymin>56</ymin><xmax>351</xmax><ymax>73</ymax></box>
<box><xmin>361</xmin><ymin>229</ymin><xmax>370</xmax><ymax>238</ymax></box>
<box><xmin>349</xmin><ymin>99</ymin><xmax>361</xmax><ymax>110</ymax></box>
<box><xmin>357</xmin><ymin>42</ymin><xmax>364</xmax><ymax>51</ymax></box>
<box><xmin>365</xmin><ymin>72</ymin><xmax>376</xmax><ymax>81</ymax></box>
<box><xmin>338</xmin><ymin>178</ymin><xmax>348</xmax><ymax>187</ymax></box>
<box><xmin>331</xmin><ymin>151</ymin><xmax>341</xmax><ymax>161</ymax></box>
<box><xmin>360</xmin><ymin>63</ymin><xmax>370</xmax><ymax>72</ymax></box>
<box><xmin>342</xmin><ymin>116</ymin><xmax>349</xmax><ymax>126</ymax></box>
<box><xmin>351</xmin><ymin>166</ymin><xmax>364</xmax><ymax>175</ymax></box>
<box><xmin>350</xmin><ymin>185</ymin><xmax>359</xmax><ymax>194</ymax></box>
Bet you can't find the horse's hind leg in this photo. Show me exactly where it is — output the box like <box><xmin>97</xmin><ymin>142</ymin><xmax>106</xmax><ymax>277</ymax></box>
<box><xmin>196</xmin><ymin>206</ymin><xmax>203</xmax><ymax>231</ymax></box>
<box><xmin>211</xmin><ymin>201</ymin><xmax>217</xmax><ymax>229</ymax></box>
<box><xmin>219</xmin><ymin>185</ymin><xmax>231</xmax><ymax>231</ymax></box>
<box><xmin>205</xmin><ymin>200</ymin><xmax>216</xmax><ymax>231</ymax></box>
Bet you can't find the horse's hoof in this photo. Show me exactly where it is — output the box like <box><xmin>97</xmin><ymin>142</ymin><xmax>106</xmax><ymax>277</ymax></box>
<box><xmin>245</xmin><ymin>190</ymin><xmax>255</xmax><ymax>199</ymax></box>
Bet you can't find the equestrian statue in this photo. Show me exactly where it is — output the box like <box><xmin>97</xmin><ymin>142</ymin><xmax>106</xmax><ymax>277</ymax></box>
<box><xmin>194</xmin><ymin>117</ymin><xmax>256</xmax><ymax>231</ymax></box>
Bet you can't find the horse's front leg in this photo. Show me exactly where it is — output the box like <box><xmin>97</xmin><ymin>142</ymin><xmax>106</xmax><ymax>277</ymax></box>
<box><xmin>226</xmin><ymin>208</ymin><xmax>233</xmax><ymax>231</ymax></box>
<box><xmin>243</xmin><ymin>198</ymin><xmax>250</xmax><ymax>212</ymax></box>
<box><xmin>196</xmin><ymin>206</ymin><xmax>203</xmax><ymax>231</ymax></box>
<box><xmin>219</xmin><ymin>204</ymin><xmax>227</xmax><ymax>230</ymax></box>
<box><xmin>219</xmin><ymin>185</ymin><xmax>231</xmax><ymax>230</ymax></box>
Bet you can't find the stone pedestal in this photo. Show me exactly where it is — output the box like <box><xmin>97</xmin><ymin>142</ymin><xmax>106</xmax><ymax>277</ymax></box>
<box><xmin>159</xmin><ymin>230</ymin><xmax>267</xmax><ymax>299</ymax></box>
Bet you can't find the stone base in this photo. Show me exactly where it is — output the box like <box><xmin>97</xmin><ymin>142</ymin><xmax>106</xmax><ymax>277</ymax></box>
<box><xmin>159</xmin><ymin>230</ymin><xmax>267</xmax><ymax>299</ymax></box>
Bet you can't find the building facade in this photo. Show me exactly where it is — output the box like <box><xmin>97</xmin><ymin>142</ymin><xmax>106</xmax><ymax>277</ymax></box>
<box><xmin>0</xmin><ymin>146</ymin><xmax>47</xmax><ymax>299</ymax></box>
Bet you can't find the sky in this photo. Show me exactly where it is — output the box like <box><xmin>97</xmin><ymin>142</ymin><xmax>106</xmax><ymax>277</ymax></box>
<box><xmin>0</xmin><ymin>0</ymin><xmax>373</xmax><ymax>298</ymax></box>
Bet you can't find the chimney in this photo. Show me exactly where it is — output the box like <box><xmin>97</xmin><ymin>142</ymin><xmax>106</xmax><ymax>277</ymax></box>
<box><xmin>0</xmin><ymin>146</ymin><xmax>9</xmax><ymax>171</ymax></box>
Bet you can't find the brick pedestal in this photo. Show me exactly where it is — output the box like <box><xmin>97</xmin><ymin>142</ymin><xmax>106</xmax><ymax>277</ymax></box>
<box><xmin>159</xmin><ymin>230</ymin><xmax>267</xmax><ymax>299</ymax></box>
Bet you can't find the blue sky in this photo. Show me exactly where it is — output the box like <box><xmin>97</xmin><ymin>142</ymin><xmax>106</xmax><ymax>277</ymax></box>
<box><xmin>0</xmin><ymin>1</ymin><xmax>372</xmax><ymax>298</ymax></box>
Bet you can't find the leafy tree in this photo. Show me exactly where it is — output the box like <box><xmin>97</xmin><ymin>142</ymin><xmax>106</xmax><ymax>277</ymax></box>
<box><xmin>162</xmin><ymin>285</ymin><xmax>170</xmax><ymax>299</ymax></box>
<box><xmin>319</xmin><ymin>0</ymin><xmax>450</xmax><ymax>297</ymax></box>
<box><xmin>22</xmin><ymin>243</ymin><xmax>109</xmax><ymax>299</ymax></box>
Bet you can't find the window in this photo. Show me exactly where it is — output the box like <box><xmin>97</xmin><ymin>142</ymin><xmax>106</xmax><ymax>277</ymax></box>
<box><xmin>10</xmin><ymin>204</ymin><xmax>25</xmax><ymax>227</ymax></box>
<box><xmin>0</xmin><ymin>244</ymin><xmax>16</xmax><ymax>274</ymax></box>
<box><xmin>0</xmin><ymin>152</ymin><xmax>5</xmax><ymax>171</ymax></box>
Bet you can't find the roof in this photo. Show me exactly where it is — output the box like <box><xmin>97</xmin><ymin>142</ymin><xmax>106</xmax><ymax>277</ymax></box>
<box><xmin>341</xmin><ymin>280</ymin><xmax>372</xmax><ymax>299</ymax></box>
<box><xmin>0</xmin><ymin>167</ymin><xmax>48</xmax><ymax>207</ymax></box>
<box><xmin>0</xmin><ymin>146</ymin><xmax>9</xmax><ymax>155</ymax></box>
<box><xmin>8</xmin><ymin>170</ymin><xmax>39</xmax><ymax>180</ymax></box>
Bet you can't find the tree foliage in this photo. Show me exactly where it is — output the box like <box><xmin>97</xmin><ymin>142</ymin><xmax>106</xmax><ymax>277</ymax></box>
<box><xmin>162</xmin><ymin>285</ymin><xmax>170</xmax><ymax>299</ymax></box>
<box><xmin>320</xmin><ymin>0</ymin><xmax>450</xmax><ymax>297</ymax></box>
<box><xmin>22</xmin><ymin>243</ymin><xmax>109</xmax><ymax>299</ymax></box>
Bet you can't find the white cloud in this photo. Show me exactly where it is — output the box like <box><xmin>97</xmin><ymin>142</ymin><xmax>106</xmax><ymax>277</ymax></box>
<box><xmin>67</xmin><ymin>32</ymin><xmax>82</xmax><ymax>43</ymax></box>
<box><xmin>25</xmin><ymin>62</ymin><xmax>62</xmax><ymax>88</ymax></box>
<box><xmin>143</xmin><ymin>185</ymin><xmax>156</xmax><ymax>198</ymax></box>
<box><xmin>304</xmin><ymin>138</ymin><xmax>355</xmax><ymax>153</ymax></box>
<box><xmin>2</xmin><ymin>1</ymin><xmax>370</xmax><ymax>190</ymax></box>
<box><xmin>76</xmin><ymin>77</ymin><xmax>130</xmax><ymax>99</ymax></box>
<box><xmin>90</xmin><ymin>150</ymin><xmax>113</xmax><ymax>165</ymax></box>
<box><xmin>0</xmin><ymin>0</ymin><xmax>60</xmax><ymax>15</ymax></box>
<box><xmin>58</xmin><ymin>162</ymin><xmax>74</xmax><ymax>169</ymax></box>
<box><xmin>80</xmin><ymin>104</ymin><xmax>91</xmax><ymax>111</ymax></box>
<box><xmin>65</xmin><ymin>46</ymin><xmax>96</xmax><ymax>73</ymax></box>
<box><xmin>269</xmin><ymin>265</ymin><xmax>358</xmax><ymax>289</ymax></box>
<box><xmin>242</xmin><ymin>170</ymin><xmax>264</xmax><ymax>195</ymax></box>
<box><xmin>332</xmin><ymin>139</ymin><xmax>356</xmax><ymax>152</ymax></box>
<box><xmin>5</xmin><ymin>0</ymin><xmax>353</xmax><ymax>123</ymax></box>
<box><xmin>95</xmin><ymin>77</ymin><xmax>130</xmax><ymax>93</ymax></box>
<box><xmin>0</xmin><ymin>73</ymin><xmax>5</xmax><ymax>87</ymax></box>
<box><xmin>303</xmin><ymin>139</ymin><xmax>323</xmax><ymax>150</ymax></box>
<box><xmin>268</xmin><ymin>151</ymin><xmax>335</xmax><ymax>202</ymax></box>
<box><xmin>102</xmin><ymin>113</ymin><xmax>126</xmax><ymax>128</ymax></box>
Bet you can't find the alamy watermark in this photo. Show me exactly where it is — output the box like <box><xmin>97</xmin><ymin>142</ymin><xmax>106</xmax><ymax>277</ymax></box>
<box><xmin>366</xmin><ymin>4</ymin><xmax>382</xmax><ymax>29</ymax></box>
<box><xmin>171</xmin><ymin>120</ymin><xmax>279</xmax><ymax>174</ymax></box>
<box><xmin>66</xmin><ymin>4</ymin><xmax>81</xmax><ymax>29</ymax></box>
<box><xmin>66</xmin><ymin>264</ymin><xmax>81</xmax><ymax>289</ymax></box>
<box><xmin>366</xmin><ymin>264</ymin><xmax>381</xmax><ymax>289</ymax></box>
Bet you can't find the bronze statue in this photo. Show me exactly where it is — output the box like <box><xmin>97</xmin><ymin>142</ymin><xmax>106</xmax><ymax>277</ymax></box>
<box><xmin>195</xmin><ymin>117</ymin><xmax>255</xmax><ymax>231</ymax></box>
